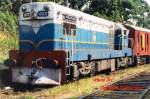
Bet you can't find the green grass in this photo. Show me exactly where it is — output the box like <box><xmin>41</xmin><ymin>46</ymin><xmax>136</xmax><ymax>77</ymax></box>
<box><xmin>0</xmin><ymin>31</ymin><xmax>18</xmax><ymax>62</ymax></box>
<box><xmin>21</xmin><ymin>96</ymin><xmax>36</xmax><ymax>99</ymax></box>
<box><xmin>0</xmin><ymin>11</ymin><xmax>18</xmax><ymax>63</ymax></box>
<box><xmin>0</xmin><ymin>11</ymin><xmax>17</xmax><ymax>34</ymax></box>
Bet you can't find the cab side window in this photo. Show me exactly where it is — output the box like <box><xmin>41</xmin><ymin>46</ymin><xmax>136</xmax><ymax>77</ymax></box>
<box><xmin>63</xmin><ymin>22</ymin><xmax>76</xmax><ymax>36</ymax></box>
<box><xmin>63</xmin><ymin>23</ymin><xmax>70</xmax><ymax>35</ymax></box>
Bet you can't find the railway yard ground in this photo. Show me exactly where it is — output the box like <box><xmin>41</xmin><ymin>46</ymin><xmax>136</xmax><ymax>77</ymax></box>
<box><xmin>0</xmin><ymin>64</ymin><xmax>150</xmax><ymax>99</ymax></box>
<box><xmin>81</xmin><ymin>67</ymin><xmax>150</xmax><ymax>99</ymax></box>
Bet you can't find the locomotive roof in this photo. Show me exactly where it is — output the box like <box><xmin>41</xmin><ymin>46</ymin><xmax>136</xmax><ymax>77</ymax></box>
<box><xmin>115</xmin><ymin>23</ymin><xmax>128</xmax><ymax>30</ymax></box>
<box><xmin>126</xmin><ymin>24</ymin><xmax>150</xmax><ymax>33</ymax></box>
<box><xmin>21</xmin><ymin>2</ymin><xmax>114</xmax><ymax>26</ymax></box>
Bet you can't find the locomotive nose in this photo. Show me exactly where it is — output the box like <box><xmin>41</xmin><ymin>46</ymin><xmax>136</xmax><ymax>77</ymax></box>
<box><xmin>17</xmin><ymin>75</ymin><xmax>60</xmax><ymax>85</ymax></box>
<box><xmin>15</xmin><ymin>68</ymin><xmax>61</xmax><ymax>85</ymax></box>
<box><xmin>32</xmin><ymin>58</ymin><xmax>59</xmax><ymax>69</ymax></box>
<box><xmin>33</xmin><ymin>76</ymin><xmax>60</xmax><ymax>85</ymax></box>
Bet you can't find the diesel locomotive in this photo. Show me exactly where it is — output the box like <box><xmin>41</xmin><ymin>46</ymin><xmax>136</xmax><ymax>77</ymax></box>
<box><xmin>4</xmin><ymin>2</ymin><xmax>150</xmax><ymax>85</ymax></box>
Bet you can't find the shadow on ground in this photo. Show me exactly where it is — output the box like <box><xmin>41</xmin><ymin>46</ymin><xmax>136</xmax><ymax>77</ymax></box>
<box><xmin>0</xmin><ymin>63</ymin><xmax>11</xmax><ymax>87</ymax></box>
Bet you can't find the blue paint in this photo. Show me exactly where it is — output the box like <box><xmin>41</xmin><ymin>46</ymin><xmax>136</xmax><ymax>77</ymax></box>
<box><xmin>19</xmin><ymin>23</ymin><xmax>132</xmax><ymax>61</ymax></box>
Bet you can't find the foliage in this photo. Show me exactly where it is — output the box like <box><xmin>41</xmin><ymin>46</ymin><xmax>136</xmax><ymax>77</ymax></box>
<box><xmin>0</xmin><ymin>30</ymin><xmax>18</xmax><ymax>62</ymax></box>
<box><xmin>0</xmin><ymin>11</ymin><xmax>18</xmax><ymax>35</ymax></box>
<box><xmin>85</xmin><ymin>0</ymin><xmax>150</xmax><ymax>27</ymax></box>
<box><xmin>1</xmin><ymin>0</ymin><xmax>149</xmax><ymax>27</ymax></box>
<box><xmin>31</xmin><ymin>0</ymin><xmax>150</xmax><ymax>28</ymax></box>
<box><xmin>0</xmin><ymin>0</ymin><xmax>18</xmax><ymax>62</ymax></box>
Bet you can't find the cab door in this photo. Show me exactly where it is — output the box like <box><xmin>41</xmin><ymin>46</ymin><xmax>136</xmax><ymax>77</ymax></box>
<box><xmin>63</xmin><ymin>22</ymin><xmax>77</xmax><ymax>76</ymax></box>
<box><xmin>62</xmin><ymin>14</ymin><xmax>77</xmax><ymax>76</ymax></box>
<box><xmin>70</xmin><ymin>24</ymin><xmax>77</xmax><ymax>59</ymax></box>
<box><xmin>63</xmin><ymin>23</ymin><xmax>76</xmax><ymax>55</ymax></box>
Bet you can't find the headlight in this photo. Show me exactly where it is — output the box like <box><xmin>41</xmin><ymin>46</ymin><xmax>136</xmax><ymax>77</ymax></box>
<box><xmin>44</xmin><ymin>6</ymin><xmax>49</xmax><ymax>11</ymax></box>
<box><xmin>22</xmin><ymin>6</ymin><xmax>27</xmax><ymax>12</ymax></box>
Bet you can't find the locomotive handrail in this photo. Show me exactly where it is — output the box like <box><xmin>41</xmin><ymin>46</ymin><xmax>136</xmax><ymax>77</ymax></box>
<box><xmin>128</xmin><ymin>38</ymin><xmax>134</xmax><ymax>49</ymax></box>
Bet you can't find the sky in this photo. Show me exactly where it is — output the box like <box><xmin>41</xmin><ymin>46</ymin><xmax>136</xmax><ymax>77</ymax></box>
<box><xmin>145</xmin><ymin>0</ymin><xmax>150</xmax><ymax>5</ymax></box>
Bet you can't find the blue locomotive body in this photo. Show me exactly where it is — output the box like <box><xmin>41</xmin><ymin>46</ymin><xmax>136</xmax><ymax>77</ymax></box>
<box><xmin>19</xmin><ymin>20</ymin><xmax>132</xmax><ymax>62</ymax></box>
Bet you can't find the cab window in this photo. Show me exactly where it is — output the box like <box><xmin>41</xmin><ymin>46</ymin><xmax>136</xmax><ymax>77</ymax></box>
<box><xmin>63</xmin><ymin>22</ymin><xmax>76</xmax><ymax>36</ymax></box>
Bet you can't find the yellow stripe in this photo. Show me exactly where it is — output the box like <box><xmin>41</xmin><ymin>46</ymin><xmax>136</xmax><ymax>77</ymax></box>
<box><xmin>141</xmin><ymin>33</ymin><xmax>145</xmax><ymax>49</ymax></box>
<box><xmin>20</xmin><ymin>39</ymin><xmax>109</xmax><ymax>48</ymax></box>
<box><xmin>20</xmin><ymin>40</ymin><xmax>36</xmax><ymax>48</ymax></box>
<box><xmin>51</xmin><ymin>39</ymin><xmax>109</xmax><ymax>45</ymax></box>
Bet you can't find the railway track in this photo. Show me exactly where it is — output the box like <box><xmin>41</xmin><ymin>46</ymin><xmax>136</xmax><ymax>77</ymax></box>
<box><xmin>81</xmin><ymin>72</ymin><xmax>150</xmax><ymax>99</ymax></box>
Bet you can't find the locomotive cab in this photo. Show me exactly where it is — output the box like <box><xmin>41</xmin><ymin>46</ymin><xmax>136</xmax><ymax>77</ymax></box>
<box><xmin>114</xmin><ymin>23</ymin><xmax>129</xmax><ymax>50</ymax></box>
